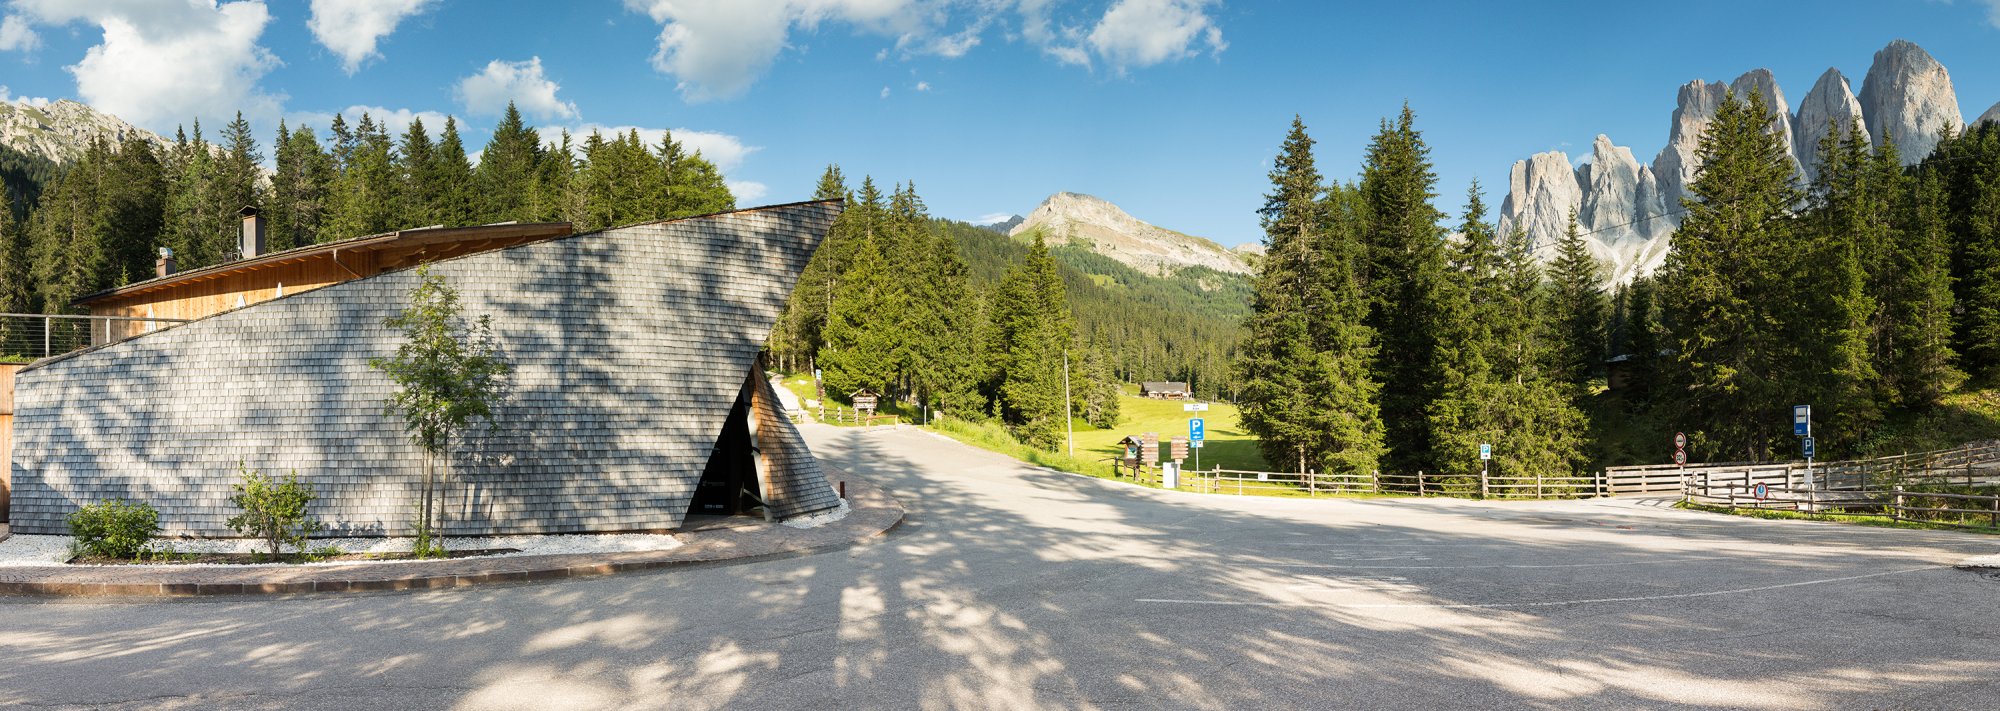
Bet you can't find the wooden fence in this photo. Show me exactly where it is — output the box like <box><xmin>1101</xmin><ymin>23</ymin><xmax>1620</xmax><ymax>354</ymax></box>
<box><xmin>1603</xmin><ymin>441</ymin><xmax>2000</xmax><ymax>496</ymax></box>
<box><xmin>1684</xmin><ymin>479</ymin><xmax>2000</xmax><ymax>530</ymax></box>
<box><xmin>1162</xmin><ymin>467</ymin><xmax>1605</xmax><ymax>500</ymax></box>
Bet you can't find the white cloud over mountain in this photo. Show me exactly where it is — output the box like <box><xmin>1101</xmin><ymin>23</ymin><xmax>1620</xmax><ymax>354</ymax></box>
<box><xmin>624</xmin><ymin>0</ymin><xmax>1227</xmax><ymax>101</ymax></box>
<box><xmin>5</xmin><ymin>0</ymin><xmax>282</xmax><ymax>130</ymax></box>
<box><xmin>456</xmin><ymin>56</ymin><xmax>579</xmax><ymax>121</ymax></box>
<box><xmin>308</xmin><ymin>0</ymin><xmax>436</xmax><ymax>74</ymax></box>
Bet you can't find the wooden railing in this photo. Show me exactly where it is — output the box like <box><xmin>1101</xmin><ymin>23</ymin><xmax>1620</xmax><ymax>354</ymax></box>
<box><xmin>1604</xmin><ymin>441</ymin><xmax>2000</xmax><ymax>496</ymax></box>
<box><xmin>1685</xmin><ymin>479</ymin><xmax>2000</xmax><ymax>530</ymax></box>
<box><xmin>1168</xmin><ymin>467</ymin><xmax>1605</xmax><ymax>499</ymax></box>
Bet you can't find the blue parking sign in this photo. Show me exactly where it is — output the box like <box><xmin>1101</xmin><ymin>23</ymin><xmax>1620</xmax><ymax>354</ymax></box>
<box><xmin>1802</xmin><ymin>436</ymin><xmax>1816</xmax><ymax>459</ymax></box>
<box><xmin>1190</xmin><ymin>418</ymin><xmax>1205</xmax><ymax>441</ymax></box>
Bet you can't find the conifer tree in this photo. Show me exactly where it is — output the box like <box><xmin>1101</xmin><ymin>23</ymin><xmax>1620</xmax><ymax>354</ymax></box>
<box><xmin>397</xmin><ymin>117</ymin><xmax>438</xmax><ymax>229</ymax></box>
<box><xmin>161</xmin><ymin>123</ymin><xmax>225</xmax><ymax>269</ymax></box>
<box><xmin>1079</xmin><ymin>336</ymin><xmax>1122</xmax><ymax>428</ymax></box>
<box><xmin>476</xmin><ymin>103</ymin><xmax>544</xmax><ymax>224</ymax></box>
<box><xmin>1236</xmin><ymin>118</ymin><xmax>1384</xmax><ymax>474</ymax></box>
<box><xmin>991</xmin><ymin>234</ymin><xmax>1073</xmax><ymax>449</ymax></box>
<box><xmin>1659</xmin><ymin>91</ymin><xmax>1809</xmax><ymax>460</ymax></box>
<box><xmin>1358</xmin><ymin>105</ymin><xmax>1450</xmax><ymax>473</ymax></box>
<box><xmin>430</xmin><ymin>117</ymin><xmax>478</xmax><ymax>227</ymax></box>
<box><xmin>214</xmin><ymin>112</ymin><xmax>263</xmax><ymax>234</ymax></box>
<box><xmin>658</xmin><ymin>133</ymin><xmax>734</xmax><ymax>218</ymax></box>
<box><xmin>327</xmin><ymin>114</ymin><xmax>400</xmax><ymax>240</ymax></box>
<box><xmin>269</xmin><ymin>122</ymin><xmax>336</xmax><ymax>251</ymax></box>
<box><xmin>1878</xmin><ymin>162</ymin><xmax>1963</xmax><ymax>406</ymax></box>
<box><xmin>0</xmin><ymin>197</ymin><xmax>28</xmax><ymax>313</ymax></box>
<box><xmin>774</xmin><ymin>165</ymin><xmax>851</xmax><ymax>368</ymax></box>
<box><xmin>1930</xmin><ymin>122</ymin><xmax>2000</xmax><ymax>380</ymax></box>
<box><xmin>1548</xmin><ymin>209</ymin><xmax>1606</xmax><ymax>387</ymax></box>
<box><xmin>819</xmin><ymin>227</ymin><xmax>899</xmax><ymax>399</ymax></box>
<box><xmin>1622</xmin><ymin>276</ymin><xmax>1662</xmax><ymax>403</ymax></box>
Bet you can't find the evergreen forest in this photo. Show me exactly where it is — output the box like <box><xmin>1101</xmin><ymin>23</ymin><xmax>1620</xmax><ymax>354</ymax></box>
<box><xmin>1235</xmin><ymin>97</ymin><xmax>2000</xmax><ymax>480</ymax></box>
<box><xmin>0</xmin><ymin>102</ymin><xmax>735</xmax><ymax>315</ymax></box>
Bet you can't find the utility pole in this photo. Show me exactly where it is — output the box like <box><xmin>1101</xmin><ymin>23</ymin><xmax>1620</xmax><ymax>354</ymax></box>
<box><xmin>1063</xmin><ymin>352</ymin><xmax>1074</xmax><ymax>456</ymax></box>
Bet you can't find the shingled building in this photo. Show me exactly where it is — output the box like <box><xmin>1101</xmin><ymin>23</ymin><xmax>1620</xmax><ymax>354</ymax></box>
<box><xmin>6</xmin><ymin>201</ymin><xmax>845</xmax><ymax>536</ymax></box>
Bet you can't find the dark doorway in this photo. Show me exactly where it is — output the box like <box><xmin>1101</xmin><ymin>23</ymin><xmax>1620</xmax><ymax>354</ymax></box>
<box><xmin>691</xmin><ymin>375</ymin><xmax>761</xmax><ymax>516</ymax></box>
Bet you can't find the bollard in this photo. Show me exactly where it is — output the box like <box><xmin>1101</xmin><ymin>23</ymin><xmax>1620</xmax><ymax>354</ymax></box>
<box><xmin>838</xmin><ymin>481</ymin><xmax>847</xmax><ymax>500</ymax></box>
<box><xmin>1892</xmin><ymin>485</ymin><xmax>1904</xmax><ymax>522</ymax></box>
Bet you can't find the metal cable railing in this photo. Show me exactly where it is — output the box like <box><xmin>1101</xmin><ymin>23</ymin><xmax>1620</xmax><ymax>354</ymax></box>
<box><xmin>0</xmin><ymin>313</ymin><xmax>192</xmax><ymax>362</ymax></box>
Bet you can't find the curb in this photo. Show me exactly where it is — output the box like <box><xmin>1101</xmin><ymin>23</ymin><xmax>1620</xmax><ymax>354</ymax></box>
<box><xmin>0</xmin><ymin>473</ymin><xmax>902</xmax><ymax>598</ymax></box>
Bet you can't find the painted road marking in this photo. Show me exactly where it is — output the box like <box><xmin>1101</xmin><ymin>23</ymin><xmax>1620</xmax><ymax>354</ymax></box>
<box><xmin>1257</xmin><ymin>556</ymin><xmax>1728</xmax><ymax>570</ymax></box>
<box><xmin>1137</xmin><ymin>566</ymin><xmax>1943</xmax><ymax>610</ymax></box>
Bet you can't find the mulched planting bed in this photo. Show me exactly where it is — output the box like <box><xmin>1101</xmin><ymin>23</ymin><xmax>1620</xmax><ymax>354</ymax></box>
<box><xmin>67</xmin><ymin>548</ymin><xmax>522</xmax><ymax>566</ymax></box>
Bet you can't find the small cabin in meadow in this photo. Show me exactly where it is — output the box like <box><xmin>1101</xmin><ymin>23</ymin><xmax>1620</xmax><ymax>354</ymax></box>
<box><xmin>1140</xmin><ymin>381</ymin><xmax>1191</xmax><ymax>400</ymax></box>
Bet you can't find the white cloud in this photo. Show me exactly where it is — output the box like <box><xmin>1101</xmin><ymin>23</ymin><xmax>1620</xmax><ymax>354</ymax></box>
<box><xmin>0</xmin><ymin>14</ymin><xmax>38</xmax><ymax>52</ymax></box>
<box><xmin>1083</xmin><ymin>0</ymin><xmax>1225</xmax><ymax>74</ymax></box>
<box><xmin>728</xmin><ymin>180</ymin><xmax>769</xmax><ymax>203</ymax></box>
<box><xmin>623</xmin><ymin>1</ymin><xmax>1228</xmax><ymax>99</ymax></box>
<box><xmin>914</xmin><ymin>80</ymin><xmax>931</xmax><ymax>91</ymax></box>
<box><xmin>308</xmin><ymin>0</ymin><xmax>435</xmax><ymax>74</ymax></box>
<box><xmin>289</xmin><ymin>105</ymin><xmax>453</xmax><ymax>137</ymax></box>
<box><xmin>971</xmin><ymin>212</ymin><xmax>1016</xmax><ymax>225</ymax></box>
<box><xmin>456</xmin><ymin>56</ymin><xmax>578</xmax><ymax>121</ymax></box>
<box><xmin>880</xmin><ymin>86</ymin><xmax>891</xmax><ymax>98</ymax></box>
<box><xmin>7</xmin><ymin>0</ymin><xmax>282</xmax><ymax>130</ymax></box>
<box><xmin>1985</xmin><ymin>0</ymin><xmax>2000</xmax><ymax>28</ymax></box>
<box><xmin>0</xmin><ymin>85</ymin><xmax>51</xmax><ymax>108</ymax></box>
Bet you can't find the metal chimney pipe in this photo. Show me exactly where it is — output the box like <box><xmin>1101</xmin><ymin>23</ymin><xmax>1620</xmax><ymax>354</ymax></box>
<box><xmin>239</xmin><ymin>205</ymin><xmax>266</xmax><ymax>259</ymax></box>
<box><xmin>156</xmin><ymin>247</ymin><xmax>176</xmax><ymax>278</ymax></box>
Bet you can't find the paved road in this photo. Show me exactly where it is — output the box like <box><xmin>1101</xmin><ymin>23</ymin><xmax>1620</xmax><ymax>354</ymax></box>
<box><xmin>3</xmin><ymin>424</ymin><xmax>1999</xmax><ymax>710</ymax></box>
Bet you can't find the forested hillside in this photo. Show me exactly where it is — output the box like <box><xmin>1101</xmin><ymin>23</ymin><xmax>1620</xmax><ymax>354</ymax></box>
<box><xmin>0</xmin><ymin>102</ymin><xmax>734</xmax><ymax>316</ymax></box>
<box><xmin>1237</xmin><ymin>99</ymin><xmax>2000</xmax><ymax>480</ymax></box>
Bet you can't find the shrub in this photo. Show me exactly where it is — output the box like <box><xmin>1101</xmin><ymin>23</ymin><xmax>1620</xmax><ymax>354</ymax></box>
<box><xmin>67</xmin><ymin>499</ymin><xmax>162</xmax><ymax>559</ymax></box>
<box><xmin>225</xmin><ymin>465</ymin><xmax>323</xmax><ymax>561</ymax></box>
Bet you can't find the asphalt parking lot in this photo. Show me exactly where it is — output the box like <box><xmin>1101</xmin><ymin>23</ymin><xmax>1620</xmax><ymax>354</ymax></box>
<box><xmin>2</xmin><ymin>423</ymin><xmax>1996</xmax><ymax>709</ymax></box>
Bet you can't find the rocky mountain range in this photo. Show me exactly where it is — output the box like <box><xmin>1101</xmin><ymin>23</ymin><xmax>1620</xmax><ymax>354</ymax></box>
<box><xmin>0</xmin><ymin>98</ymin><xmax>170</xmax><ymax>164</ymax></box>
<box><xmin>1007</xmin><ymin>192</ymin><xmax>1253</xmax><ymax>276</ymax></box>
<box><xmin>1499</xmin><ymin>39</ymin><xmax>1994</xmax><ymax>285</ymax></box>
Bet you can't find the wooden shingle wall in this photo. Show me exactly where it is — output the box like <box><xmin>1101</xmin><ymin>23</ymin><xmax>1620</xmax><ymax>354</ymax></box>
<box><xmin>6</xmin><ymin>203</ymin><xmax>839</xmax><ymax>536</ymax></box>
<box><xmin>751</xmin><ymin>366</ymin><xmax>842</xmax><ymax>518</ymax></box>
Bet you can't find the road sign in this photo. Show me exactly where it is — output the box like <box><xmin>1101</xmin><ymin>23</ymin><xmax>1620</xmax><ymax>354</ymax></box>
<box><xmin>1170</xmin><ymin>437</ymin><xmax>1189</xmax><ymax>461</ymax></box>
<box><xmin>1479</xmin><ymin>443</ymin><xmax>1492</xmax><ymax>460</ymax></box>
<box><xmin>1674</xmin><ymin>450</ymin><xmax>1687</xmax><ymax>465</ymax></box>
<box><xmin>1190</xmin><ymin>418</ymin><xmax>1205</xmax><ymax>442</ymax></box>
<box><xmin>1183</xmin><ymin>402</ymin><xmax>1209</xmax><ymax>412</ymax></box>
<box><xmin>1802</xmin><ymin>436</ymin><xmax>1817</xmax><ymax>459</ymax></box>
<box><xmin>1754</xmin><ymin>482</ymin><xmax>1769</xmax><ymax>500</ymax></box>
<box><xmin>1675</xmin><ymin>432</ymin><xmax>1687</xmax><ymax>449</ymax></box>
<box><xmin>1793</xmin><ymin>405</ymin><xmax>1810</xmax><ymax>436</ymax></box>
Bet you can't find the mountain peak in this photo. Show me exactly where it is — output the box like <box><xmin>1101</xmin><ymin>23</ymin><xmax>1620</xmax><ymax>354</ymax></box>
<box><xmin>1009</xmin><ymin>192</ymin><xmax>1250</xmax><ymax>276</ymax></box>
<box><xmin>0</xmin><ymin>98</ymin><xmax>172</xmax><ymax>164</ymax></box>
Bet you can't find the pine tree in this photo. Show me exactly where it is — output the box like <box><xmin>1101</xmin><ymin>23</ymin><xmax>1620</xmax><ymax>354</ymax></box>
<box><xmin>1878</xmin><ymin>161</ymin><xmax>1963</xmax><ymax>406</ymax></box>
<box><xmin>398</xmin><ymin>117</ymin><xmax>438</xmax><ymax>229</ymax></box>
<box><xmin>1931</xmin><ymin>121</ymin><xmax>2000</xmax><ymax>381</ymax></box>
<box><xmin>160</xmin><ymin>123</ymin><xmax>226</xmax><ymax>269</ymax></box>
<box><xmin>1622</xmin><ymin>276</ymin><xmax>1662</xmax><ymax>403</ymax></box>
<box><xmin>774</xmin><ymin>165</ymin><xmax>852</xmax><ymax>368</ymax></box>
<box><xmin>1079</xmin><ymin>336</ymin><xmax>1122</xmax><ymax>428</ymax></box>
<box><xmin>1547</xmin><ymin>209</ymin><xmax>1607</xmax><ymax>387</ymax></box>
<box><xmin>0</xmin><ymin>196</ymin><xmax>29</xmax><ymax>313</ymax></box>
<box><xmin>213</xmin><ymin>111</ymin><xmax>263</xmax><ymax>236</ymax></box>
<box><xmin>819</xmin><ymin>226</ymin><xmax>899</xmax><ymax>399</ymax></box>
<box><xmin>1658</xmin><ymin>90</ymin><xmax>1809</xmax><ymax>461</ymax></box>
<box><xmin>658</xmin><ymin>133</ymin><xmax>734</xmax><ymax>218</ymax></box>
<box><xmin>1236</xmin><ymin>118</ymin><xmax>1385</xmax><ymax>474</ymax></box>
<box><xmin>476</xmin><ymin>103</ymin><xmax>544</xmax><ymax>224</ymax></box>
<box><xmin>430</xmin><ymin>117</ymin><xmax>478</xmax><ymax>227</ymax></box>
<box><xmin>1358</xmin><ymin>105</ymin><xmax>1451</xmax><ymax>473</ymax></box>
<box><xmin>268</xmin><ymin>123</ymin><xmax>334</xmax><ymax>251</ymax></box>
<box><xmin>100</xmin><ymin>136</ymin><xmax>165</xmax><ymax>284</ymax></box>
<box><xmin>991</xmin><ymin>234</ymin><xmax>1073</xmax><ymax>449</ymax></box>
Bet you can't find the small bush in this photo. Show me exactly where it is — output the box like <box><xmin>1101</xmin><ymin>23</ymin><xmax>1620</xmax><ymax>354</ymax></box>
<box><xmin>226</xmin><ymin>465</ymin><xmax>323</xmax><ymax>562</ymax></box>
<box><xmin>68</xmin><ymin>499</ymin><xmax>162</xmax><ymax>559</ymax></box>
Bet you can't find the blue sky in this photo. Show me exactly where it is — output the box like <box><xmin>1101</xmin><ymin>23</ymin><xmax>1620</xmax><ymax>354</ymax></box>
<box><xmin>0</xmin><ymin>0</ymin><xmax>1995</xmax><ymax>248</ymax></box>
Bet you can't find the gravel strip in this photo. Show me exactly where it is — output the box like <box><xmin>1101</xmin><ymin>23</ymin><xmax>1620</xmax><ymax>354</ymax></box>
<box><xmin>0</xmin><ymin>531</ymin><xmax>683</xmax><ymax>569</ymax></box>
<box><xmin>781</xmin><ymin>500</ymin><xmax>852</xmax><ymax>529</ymax></box>
<box><xmin>1960</xmin><ymin>553</ymin><xmax>2000</xmax><ymax>568</ymax></box>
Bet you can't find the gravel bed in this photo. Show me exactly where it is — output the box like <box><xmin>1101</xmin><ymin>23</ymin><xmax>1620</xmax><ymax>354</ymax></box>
<box><xmin>0</xmin><ymin>531</ymin><xmax>683</xmax><ymax>568</ymax></box>
<box><xmin>1961</xmin><ymin>553</ymin><xmax>2000</xmax><ymax>568</ymax></box>
<box><xmin>780</xmin><ymin>500</ymin><xmax>852</xmax><ymax>529</ymax></box>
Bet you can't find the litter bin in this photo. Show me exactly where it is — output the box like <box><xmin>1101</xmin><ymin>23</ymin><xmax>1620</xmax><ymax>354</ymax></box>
<box><xmin>1161</xmin><ymin>462</ymin><xmax>1180</xmax><ymax>489</ymax></box>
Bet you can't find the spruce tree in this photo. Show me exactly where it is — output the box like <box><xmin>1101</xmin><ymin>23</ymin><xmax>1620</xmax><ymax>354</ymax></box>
<box><xmin>431</xmin><ymin>117</ymin><xmax>478</xmax><ymax>227</ymax></box>
<box><xmin>991</xmin><ymin>234</ymin><xmax>1073</xmax><ymax>449</ymax></box>
<box><xmin>1548</xmin><ymin>209</ymin><xmax>1607</xmax><ymax>387</ymax></box>
<box><xmin>819</xmin><ymin>227</ymin><xmax>899</xmax><ymax>399</ymax></box>
<box><xmin>1358</xmin><ymin>105</ymin><xmax>1451</xmax><ymax>473</ymax></box>
<box><xmin>1931</xmin><ymin>121</ymin><xmax>2000</xmax><ymax>381</ymax></box>
<box><xmin>269</xmin><ymin>124</ymin><xmax>333</xmax><ymax>251</ymax></box>
<box><xmin>1236</xmin><ymin>118</ymin><xmax>1385</xmax><ymax>474</ymax></box>
<box><xmin>476</xmin><ymin>103</ymin><xmax>544</xmax><ymax>224</ymax></box>
<box><xmin>775</xmin><ymin>165</ymin><xmax>851</xmax><ymax>368</ymax></box>
<box><xmin>0</xmin><ymin>196</ymin><xmax>28</xmax><ymax>313</ymax></box>
<box><xmin>1658</xmin><ymin>91</ymin><xmax>1809</xmax><ymax>461</ymax></box>
<box><xmin>398</xmin><ymin>117</ymin><xmax>438</xmax><ymax>229</ymax></box>
<box><xmin>327</xmin><ymin>114</ymin><xmax>400</xmax><ymax>239</ymax></box>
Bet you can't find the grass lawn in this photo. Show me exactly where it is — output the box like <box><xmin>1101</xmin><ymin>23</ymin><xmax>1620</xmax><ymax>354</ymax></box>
<box><xmin>1067</xmin><ymin>388</ymin><xmax>1270</xmax><ymax>473</ymax></box>
<box><xmin>1675</xmin><ymin>500</ymin><xmax>2000</xmax><ymax>535</ymax></box>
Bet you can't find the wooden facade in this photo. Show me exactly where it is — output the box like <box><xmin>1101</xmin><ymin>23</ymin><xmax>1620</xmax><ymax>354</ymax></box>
<box><xmin>78</xmin><ymin>223</ymin><xmax>573</xmax><ymax>342</ymax></box>
<box><xmin>1</xmin><ymin>362</ymin><xmax>19</xmax><ymax>522</ymax></box>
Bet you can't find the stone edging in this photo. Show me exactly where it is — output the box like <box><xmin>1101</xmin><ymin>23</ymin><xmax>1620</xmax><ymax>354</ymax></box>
<box><xmin>0</xmin><ymin>472</ymin><xmax>901</xmax><ymax>598</ymax></box>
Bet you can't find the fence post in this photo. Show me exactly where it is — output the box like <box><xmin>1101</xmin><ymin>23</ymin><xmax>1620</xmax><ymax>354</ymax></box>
<box><xmin>43</xmin><ymin>315</ymin><xmax>51</xmax><ymax>357</ymax></box>
<box><xmin>1892</xmin><ymin>485</ymin><xmax>1904</xmax><ymax>522</ymax></box>
<box><xmin>1309</xmin><ymin>469</ymin><xmax>1316</xmax><ymax>497</ymax></box>
<box><xmin>1991</xmin><ymin>495</ymin><xmax>1998</xmax><ymax>529</ymax></box>
<box><xmin>1535</xmin><ymin>472</ymin><xmax>1543</xmax><ymax>499</ymax></box>
<box><xmin>1478</xmin><ymin>469</ymin><xmax>1487</xmax><ymax>499</ymax></box>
